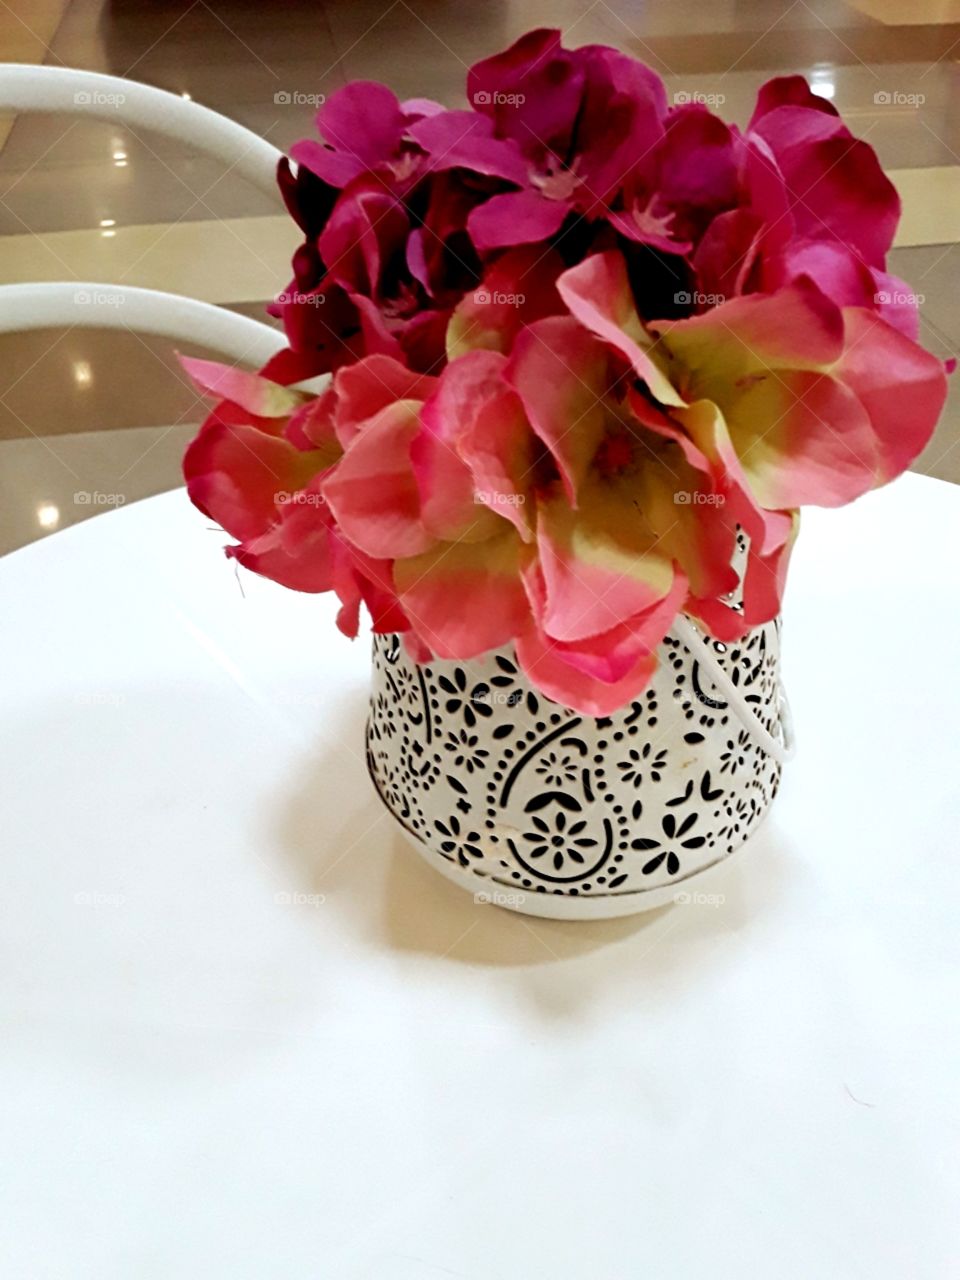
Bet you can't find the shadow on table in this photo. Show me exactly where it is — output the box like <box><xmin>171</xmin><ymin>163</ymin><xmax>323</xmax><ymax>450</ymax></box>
<box><xmin>274</xmin><ymin>692</ymin><xmax>796</xmax><ymax>993</ymax></box>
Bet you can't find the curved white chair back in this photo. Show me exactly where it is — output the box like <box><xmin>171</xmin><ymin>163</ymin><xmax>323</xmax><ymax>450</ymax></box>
<box><xmin>0</xmin><ymin>65</ymin><xmax>305</xmax><ymax>380</ymax></box>
<box><xmin>0</xmin><ymin>282</ymin><xmax>287</xmax><ymax>367</ymax></box>
<box><xmin>0</xmin><ymin>64</ymin><xmax>285</xmax><ymax>198</ymax></box>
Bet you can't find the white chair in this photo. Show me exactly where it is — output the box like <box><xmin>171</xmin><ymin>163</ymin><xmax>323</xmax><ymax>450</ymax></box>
<box><xmin>0</xmin><ymin>63</ymin><xmax>296</xmax><ymax>372</ymax></box>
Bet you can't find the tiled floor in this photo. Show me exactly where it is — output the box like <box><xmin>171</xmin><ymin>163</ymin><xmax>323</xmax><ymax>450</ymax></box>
<box><xmin>1</xmin><ymin>0</ymin><xmax>958</xmax><ymax>553</ymax></box>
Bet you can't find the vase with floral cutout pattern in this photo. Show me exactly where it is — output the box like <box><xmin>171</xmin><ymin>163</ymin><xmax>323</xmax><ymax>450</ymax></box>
<box><xmin>366</xmin><ymin>598</ymin><xmax>791</xmax><ymax>919</ymax></box>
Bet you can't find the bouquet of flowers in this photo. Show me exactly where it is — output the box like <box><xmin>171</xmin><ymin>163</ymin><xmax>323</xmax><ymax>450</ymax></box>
<box><xmin>183</xmin><ymin>28</ymin><xmax>948</xmax><ymax>716</ymax></box>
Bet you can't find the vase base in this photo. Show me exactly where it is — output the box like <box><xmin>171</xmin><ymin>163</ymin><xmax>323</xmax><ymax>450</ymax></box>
<box><xmin>389</xmin><ymin>809</ymin><xmax>767</xmax><ymax>921</ymax></box>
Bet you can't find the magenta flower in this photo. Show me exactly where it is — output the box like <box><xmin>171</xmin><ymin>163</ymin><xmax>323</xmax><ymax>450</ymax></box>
<box><xmin>289</xmin><ymin>82</ymin><xmax>441</xmax><ymax>192</ymax></box>
<box><xmin>695</xmin><ymin>75</ymin><xmax>916</xmax><ymax>335</ymax></box>
<box><xmin>409</xmin><ymin>29</ymin><xmax>669</xmax><ymax>251</ymax></box>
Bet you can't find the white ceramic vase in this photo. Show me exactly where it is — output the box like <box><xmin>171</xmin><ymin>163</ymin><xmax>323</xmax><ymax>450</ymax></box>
<box><xmin>366</xmin><ymin>612</ymin><xmax>792</xmax><ymax>919</ymax></box>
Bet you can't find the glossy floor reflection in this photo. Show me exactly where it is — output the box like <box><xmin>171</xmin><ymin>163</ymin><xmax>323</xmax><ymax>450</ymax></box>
<box><xmin>1</xmin><ymin>0</ymin><xmax>958</xmax><ymax>554</ymax></box>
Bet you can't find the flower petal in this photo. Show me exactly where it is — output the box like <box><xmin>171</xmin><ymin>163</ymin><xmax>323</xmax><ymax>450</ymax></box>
<box><xmin>425</xmin><ymin>349</ymin><xmax>536</xmax><ymax>540</ymax></box>
<box><xmin>446</xmin><ymin>246</ymin><xmax>565</xmax><ymax>360</ymax></box>
<box><xmin>183</xmin><ymin>414</ymin><xmax>332</xmax><ymax>543</ymax></box>
<box><xmin>406</xmin><ymin>110</ymin><xmax>528</xmax><ymax>183</ymax></box>
<box><xmin>724</xmin><ymin>367</ymin><xmax>882</xmax><ymax>508</ymax></box>
<box><xmin>331</xmin><ymin>354</ymin><xmax>436</xmax><ymax>446</ymax></box>
<box><xmin>515</xmin><ymin>625</ymin><xmax>659</xmax><ymax>717</ymax></box>
<box><xmin>650</xmin><ymin>278</ymin><xmax>845</xmax><ymax>395</ymax></box>
<box><xmin>750</xmin><ymin>105</ymin><xmax>899</xmax><ymax>265</ymax></box>
<box><xmin>467</xmin><ymin>190</ymin><xmax>571</xmax><ymax>251</ymax></box>
<box><xmin>393</xmin><ymin>532</ymin><xmax>532</xmax><ymax>658</ymax></box>
<box><xmin>467</xmin><ymin>28</ymin><xmax>584</xmax><ymax>149</ymax></box>
<box><xmin>291</xmin><ymin>82</ymin><xmax>406</xmax><ymax>187</ymax></box>
<box><xmin>557</xmin><ymin>252</ymin><xmax>685</xmax><ymax>407</ymax></box>
<box><xmin>833</xmin><ymin>307</ymin><xmax>948</xmax><ymax>482</ymax></box>
<box><xmin>318</xmin><ymin>181</ymin><xmax>409</xmax><ymax>297</ymax></box>
<box><xmin>505</xmin><ymin>316</ymin><xmax>610</xmax><ymax>504</ymax></box>
<box><xmin>322</xmin><ymin>400</ymin><xmax>433</xmax><ymax>558</ymax></box>
<box><xmin>535</xmin><ymin>481</ymin><xmax>677</xmax><ymax>643</ymax></box>
<box><xmin>180</xmin><ymin>356</ymin><xmax>306</xmax><ymax>420</ymax></box>
<box><xmin>749</xmin><ymin>75</ymin><xmax>840</xmax><ymax>128</ymax></box>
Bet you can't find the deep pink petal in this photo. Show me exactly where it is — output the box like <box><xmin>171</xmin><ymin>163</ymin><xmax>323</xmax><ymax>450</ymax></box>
<box><xmin>833</xmin><ymin>308</ymin><xmax>948</xmax><ymax>481</ymax></box>
<box><xmin>393</xmin><ymin>534</ymin><xmax>532</xmax><ymax>659</ymax></box>
<box><xmin>657</xmin><ymin>105</ymin><xmax>738</xmax><ymax>226</ymax></box>
<box><xmin>318</xmin><ymin>182</ymin><xmax>409</xmax><ymax>297</ymax></box>
<box><xmin>332</xmin><ymin>355</ymin><xmax>437</xmax><ymax>446</ymax></box>
<box><xmin>467</xmin><ymin>28</ymin><xmax>584</xmax><ymax>150</ymax></box>
<box><xmin>294</xmin><ymin>81</ymin><xmax>406</xmax><ymax>187</ymax></box>
<box><xmin>749</xmin><ymin>75</ymin><xmax>840</xmax><ymax>129</ymax></box>
<box><xmin>750</xmin><ymin>106</ymin><xmax>899</xmax><ymax>265</ymax></box>
<box><xmin>693</xmin><ymin>208</ymin><xmax>765</xmax><ymax>300</ymax></box>
<box><xmin>180</xmin><ymin>356</ymin><xmax>305</xmax><ymax>420</ymax></box>
<box><xmin>322</xmin><ymin>401</ymin><xmax>433</xmax><ymax>558</ymax></box>
<box><xmin>515</xmin><ymin>625</ymin><xmax>659</xmax><ymax>717</ymax></box>
<box><xmin>466</xmin><ymin>190</ymin><xmax>570</xmax><ymax>251</ymax></box>
<box><xmin>406</xmin><ymin>110</ymin><xmax>528</xmax><ymax>183</ymax></box>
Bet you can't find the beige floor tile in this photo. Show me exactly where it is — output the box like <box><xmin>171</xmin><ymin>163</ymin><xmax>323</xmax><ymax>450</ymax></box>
<box><xmin>848</xmin><ymin>0</ymin><xmax>960</xmax><ymax>23</ymax></box>
<box><xmin>893</xmin><ymin>168</ymin><xmax>960</xmax><ymax>248</ymax></box>
<box><xmin>0</xmin><ymin>214</ymin><xmax>296</xmax><ymax>300</ymax></box>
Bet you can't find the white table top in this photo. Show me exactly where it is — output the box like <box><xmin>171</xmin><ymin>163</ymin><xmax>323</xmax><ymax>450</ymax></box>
<box><xmin>1</xmin><ymin>473</ymin><xmax>958</xmax><ymax>1280</ymax></box>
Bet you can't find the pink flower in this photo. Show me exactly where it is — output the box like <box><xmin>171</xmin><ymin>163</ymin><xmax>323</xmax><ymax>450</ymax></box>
<box><xmin>556</xmin><ymin>250</ymin><xmax>947</xmax><ymax>628</ymax></box>
<box><xmin>320</xmin><ymin>324</ymin><xmax>745</xmax><ymax>714</ymax></box>
<box><xmin>266</xmin><ymin>173</ymin><xmax>478</xmax><ymax>383</ymax></box>
<box><xmin>322</xmin><ymin>351</ymin><xmax>535</xmax><ymax>662</ymax></box>
<box><xmin>695</xmin><ymin>75</ymin><xmax>916</xmax><ymax>335</ymax></box>
<box><xmin>289</xmin><ymin>82</ymin><xmax>441</xmax><ymax>192</ymax></box>
<box><xmin>410</xmin><ymin>29</ymin><xmax>669</xmax><ymax>251</ymax></box>
<box><xmin>610</xmin><ymin>103</ymin><xmax>739</xmax><ymax>255</ymax></box>
<box><xmin>181</xmin><ymin>356</ymin><xmax>406</xmax><ymax>636</ymax></box>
